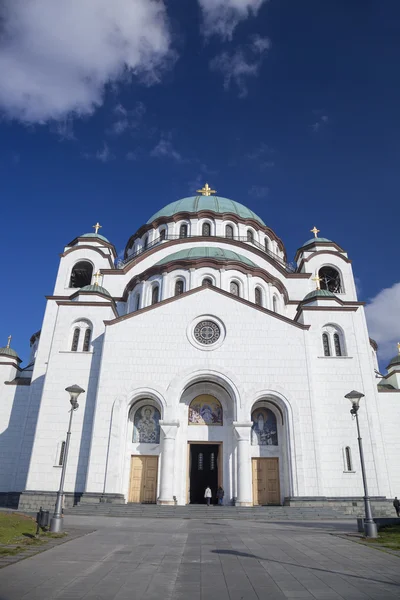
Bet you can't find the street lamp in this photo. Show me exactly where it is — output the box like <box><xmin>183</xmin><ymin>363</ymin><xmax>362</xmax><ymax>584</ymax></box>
<box><xmin>345</xmin><ymin>390</ymin><xmax>378</xmax><ymax>538</ymax></box>
<box><xmin>50</xmin><ymin>385</ymin><xmax>85</xmax><ymax>533</ymax></box>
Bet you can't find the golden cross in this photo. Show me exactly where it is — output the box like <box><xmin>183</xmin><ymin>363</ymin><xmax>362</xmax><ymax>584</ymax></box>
<box><xmin>310</xmin><ymin>226</ymin><xmax>320</xmax><ymax>238</ymax></box>
<box><xmin>197</xmin><ymin>183</ymin><xmax>216</xmax><ymax>196</ymax></box>
<box><xmin>92</xmin><ymin>222</ymin><xmax>102</xmax><ymax>235</ymax></box>
<box><xmin>6</xmin><ymin>335</ymin><xmax>11</xmax><ymax>348</ymax></box>
<box><xmin>93</xmin><ymin>270</ymin><xmax>101</xmax><ymax>286</ymax></box>
<box><xmin>312</xmin><ymin>274</ymin><xmax>321</xmax><ymax>290</ymax></box>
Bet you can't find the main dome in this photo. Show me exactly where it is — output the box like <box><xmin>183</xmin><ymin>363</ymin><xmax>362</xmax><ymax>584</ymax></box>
<box><xmin>156</xmin><ymin>247</ymin><xmax>256</xmax><ymax>267</ymax></box>
<box><xmin>147</xmin><ymin>196</ymin><xmax>265</xmax><ymax>226</ymax></box>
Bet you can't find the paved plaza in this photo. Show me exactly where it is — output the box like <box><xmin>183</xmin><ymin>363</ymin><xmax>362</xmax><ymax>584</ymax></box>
<box><xmin>0</xmin><ymin>516</ymin><xmax>399</xmax><ymax>600</ymax></box>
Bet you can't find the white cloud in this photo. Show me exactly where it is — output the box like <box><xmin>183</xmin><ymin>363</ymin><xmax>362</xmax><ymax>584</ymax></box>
<box><xmin>0</xmin><ymin>0</ymin><xmax>172</xmax><ymax>123</ymax></box>
<box><xmin>109</xmin><ymin>102</ymin><xmax>146</xmax><ymax>135</ymax></box>
<box><xmin>210</xmin><ymin>35</ymin><xmax>270</xmax><ymax>97</ymax></box>
<box><xmin>248</xmin><ymin>185</ymin><xmax>268</xmax><ymax>198</ymax></box>
<box><xmin>199</xmin><ymin>0</ymin><xmax>268</xmax><ymax>39</ymax></box>
<box><xmin>246</xmin><ymin>142</ymin><xmax>275</xmax><ymax>169</ymax></box>
<box><xmin>365</xmin><ymin>282</ymin><xmax>400</xmax><ymax>363</ymax></box>
<box><xmin>312</xmin><ymin>114</ymin><xmax>329</xmax><ymax>132</ymax></box>
<box><xmin>151</xmin><ymin>137</ymin><xmax>184</xmax><ymax>162</ymax></box>
<box><xmin>83</xmin><ymin>142</ymin><xmax>115</xmax><ymax>163</ymax></box>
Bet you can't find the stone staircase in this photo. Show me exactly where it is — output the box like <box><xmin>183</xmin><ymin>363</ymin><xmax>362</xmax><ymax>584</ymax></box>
<box><xmin>66</xmin><ymin>503</ymin><xmax>351</xmax><ymax>520</ymax></box>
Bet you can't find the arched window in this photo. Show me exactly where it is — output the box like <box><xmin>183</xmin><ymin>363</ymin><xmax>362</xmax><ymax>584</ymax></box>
<box><xmin>69</xmin><ymin>261</ymin><xmax>93</xmax><ymax>288</ymax></box>
<box><xmin>226</xmin><ymin>225</ymin><xmax>234</xmax><ymax>239</ymax></box>
<box><xmin>151</xmin><ymin>285</ymin><xmax>159</xmax><ymax>305</ymax></box>
<box><xmin>175</xmin><ymin>280</ymin><xmax>184</xmax><ymax>296</ymax></box>
<box><xmin>58</xmin><ymin>441</ymin><xmax>66</xmax><ymax>466</ymax></box>
<box><xmin>133</xmin><ymin>405</ymin><xmax>161</xmax><ymax>443</ymax></box>
<box><xmin>202</xmin><ymin>277</ymin><xmax>213</xmax><ymax>286</ymax></box>
<box><xmin>319</xmin><ymin>267</ymin><xmax>342</xmax><ymax>293</ymax></box>
<box><xmin>135</xmin><ymin>294</ymin><xmax>141</xmax><ymax>311</ymax></box>
<box><xmin>71</xmin><ymin>328</ymin><xmax>80</xmax><ymax>352</ymax></box>
<box><xmin>272</xmin><ymin>296</ymin><xmax>278</xmax><ymax>312</ymax></box>
<box><xmin>202</xmin><ymin>222</ymin><xmax>211</xmax><ymax>236</ymax></box>
<box><xmin>83</xmin><ymin>328</ymin><xmax>91</xmax><ymax>352</ymax></box>
<box><xmin>247</xmin><ymin>229</ymin><xmax>254</xmax><ymax>243</ymax></box>
<box><xmin>230</xmin><ymin>281</ymin><xmax>240</xmax><ymax>297</ymax></box>
<box><xmin>251</xmin><ymin>408</ymin><xmax>278</xmax><ymax>446</ymax></box>
<box><xmin>159</xmin><ymin>229</ymin><xmax>166</xmax><ymax>241</ymax></box>
<box><xmin>322</xmin><ymin>333</ymin><xmax>331</xmax><ymax>356</ymax></box>
<box><xmin>334</xmin><ymin>333</ymin><xmax>342</xmax><ymax>356</ymax></box>
<box><xmin>255</xmin><ymin>287</ymin><xmax>263</xmax><ymax>306</ymax></box>
<box><xmin>179</xmin><ymin>224</ymin><xmax>188</xmax><ymax>238</ymax></box>
<box><xmin>143</xmin><ymin>235</ymin><xmax>148</xmax><ymax>250</ymax></box>
<box><xmin>264</xmin><ymin>238</ymin><xmax>269</xmax><ymax>252</ymax></box>
<box><xmin>345</xmin><ymin>447</ymin><xmax>353</xmax><ymax>471</ymax></box>
<box><xmin>188</xmin><ymin>395</ymin><xmax>223</xmax><ymax>425</ymax></box>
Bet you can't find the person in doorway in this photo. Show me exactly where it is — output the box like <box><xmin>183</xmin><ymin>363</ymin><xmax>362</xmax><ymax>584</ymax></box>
<box><xmin>204</xmin><ymin>486</ymin><xmax>212</xmax><ymax>506</ymax></box>
<box><xmin>393</xmin><ymin>497</ymin><xmax>400</xmax><ymax>517</ymax></box>
<box><xmin>216</xmin><ymin>486</ymin><xmax>224</xmax><ymax>506</ymax></box>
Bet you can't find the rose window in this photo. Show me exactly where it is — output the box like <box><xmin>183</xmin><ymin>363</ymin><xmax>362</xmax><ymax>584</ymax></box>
<box><xmin>193</xmin><ymin>320</ymin><xmax>220</xmax><ymax>345</ymax></box>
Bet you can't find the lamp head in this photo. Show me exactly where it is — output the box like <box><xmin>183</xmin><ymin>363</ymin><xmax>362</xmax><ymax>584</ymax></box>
<box><xmin>345</xmin><ymin>390</ymin><xmax>364</xmax><ymax>413</ymax></box>
<box><xmin>65</xmin><ymin>384</ymin><xmax>85</xmax><ymax>409</ymax></box>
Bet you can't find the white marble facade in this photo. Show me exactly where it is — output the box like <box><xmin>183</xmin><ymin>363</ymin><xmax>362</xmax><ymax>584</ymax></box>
<box><xmin>1</xmin><ymin>193</ymin><xmax>400</xmax><ymax>507</ymax></box>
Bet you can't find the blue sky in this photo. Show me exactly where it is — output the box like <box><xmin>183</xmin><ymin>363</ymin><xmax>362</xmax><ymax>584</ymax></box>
<box><xmin>0</xmin><ymin>0</ymin><xmax>399</xmax><ymax>364</ymax></box>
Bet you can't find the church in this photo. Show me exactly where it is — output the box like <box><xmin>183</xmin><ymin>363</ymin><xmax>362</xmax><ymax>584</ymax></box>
<box><xmin>1</xmin><ymin>185</ymin><xmax>399</xmax><ymax>511</ymax></box>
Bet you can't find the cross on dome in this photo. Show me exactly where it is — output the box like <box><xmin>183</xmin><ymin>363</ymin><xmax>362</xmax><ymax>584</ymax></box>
<box><xmin>312</xmin><ymin>273</ymin><xmax>321</xmax><ymax>290</ymax></box>
<box><xmin>93</xmin><ymin>270</ymin><xmax>101</xmax><ymax>286</ymax></box>
<box><xmin>92</xmin><ymin>222</ymin><xmax>102</xmax><ymax>235</ymax></box>
<box><xmin>196</xmin><ymin>183</ymin><xmax>216</xmax><ymax>196</ymax></box>
<box><xmin>6</xmin><ymin>335</ymin><xmax>11</xmax><ymax>348</ymax></box>
<box><xmin>310</xmin><ymin>226</ymin><xmax>320</xmax><ymax>238</ymax></box>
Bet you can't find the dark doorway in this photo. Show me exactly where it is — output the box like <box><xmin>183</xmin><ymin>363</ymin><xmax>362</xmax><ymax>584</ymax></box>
<box><xmin>189</xmin><ymin>444</ymin><xmax>219</xmax><ymax>504</ymax></box>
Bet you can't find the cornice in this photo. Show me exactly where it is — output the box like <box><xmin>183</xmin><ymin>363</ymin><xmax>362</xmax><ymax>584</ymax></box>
<box><xmin>294</xmin><ymin>304</ymin><xmax>360</xmax><ymax>322</ymax></box>
<box><xmin>296</xmin><ymin>250</ymin><xmax>351</xmax><ymax>271</ymax></box>
<box><xmin>104</xmin><ymin>284</ymin><xmax>311</xmax><ymax>330</ymax></box>
<box><xmin>66</xmin><ymin>236</ymin><xmax>117</xmax><ymax>257</ymax></box>
<box><xmin>294</xmin><ymin>242</ymin><xmax>346</xmax><ymax>263</ymax></box>
<box><xmin>60</xmin><ymin>245</ymin><xmax>115</xmax><ymax>268</ymax></box>
<box><xmin>53</xmin><ymin>299</ymin><xmax>119</xmax><ymax>318</ymax></box>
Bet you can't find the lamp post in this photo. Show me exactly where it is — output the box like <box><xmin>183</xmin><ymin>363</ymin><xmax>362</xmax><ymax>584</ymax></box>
<box><xmin>50</xmin><ymin>385</ymin><xmax>85</xmax><ymax>533</ymax></box>
<box><xmin>345</xmin><ymin>390</ymin><xmax>378</xmax><ymax>538</ymax></box>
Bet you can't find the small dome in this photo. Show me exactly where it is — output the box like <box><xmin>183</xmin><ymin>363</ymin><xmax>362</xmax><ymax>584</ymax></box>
<box><xmin>303</xmin><ymin>289</ymin><xmax>336</xmax><ymax>301</ymax></box>
<box><xmin>387</xmin><ymin>354</ymin><xmax>400</xmax><ymax>369</ymax></box>
<box><xmin>0</xmin><ymin>346</ymin><xmax>19</xmax><ymax>359</ymax></box>
<box><xmin>301</xmin><ymin>236</ymin><xmax>332</xmax><ymax>248</ymax></box>
<box><xmin>147</xmin><ymin>196</ymin><xmax>265</xmax><ymax>225</ymax></box>
<box><xmin>156</xmin><ymin>247</ymin><xmax>256</xmax><ymax>267</ymax></box>
<box><xmin>80</xmin><ymin>284</ymin><xmax>111</xmax><ymax>297</ymax></box>
<box><xmin>81</xmin><ymin>233</ymin><xmax>110</xmax><ymax>243</ymax></box>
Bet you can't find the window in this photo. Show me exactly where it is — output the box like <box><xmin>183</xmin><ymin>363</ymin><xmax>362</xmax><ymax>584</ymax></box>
<box><xmin>143</xmin><ymin>235</ymin><xmax>149</xmax><ymax>250</ymax></box>
<box><xmin>210</xmin><ymin>452</ymin><xmax>215</xmax><ymax>471</ymax></box>
<box><xmin>159</xmin><ymin>229</ymin><xmax>166</xmax><ymax>241</ymax></box>
<box><xmin>71</xmin><ymin>328</ymin><xmax>80</xmax><ymax>352</ymax></box>
<box><xmin>272</xmin><ymin>296</ymin><xmax>278</xmax><ymax>312</ymax></box>
<box><xmin>202</xmin><ymin>222</ymin><xmax>211</xmax><ymax>236</ymax></box>
<box><xmin>230</xmin><ymin>281</ymin><xmax>240</xmax><ymax>296</ymax></box>
<box><xmin>58</xmin><ymin>441</ymin><xmax>66</xmax><ymax>466</ymax></box>
<box><xmin>202</xmin><ymin>278</ymin><xmax>213</xmax><ymax>286</ymax></box>
<box><xmin>319</xmin><ymin>267</ymin><xmax>343</xmax><ymax>293</ymax></box>
<box><xmin>247</xmin><ymin>229</ymin><xmax>254</xmax><ymax>243</ymax></box>
<box><xmin>151</xmin><ymin>285</ymin><xmax>159</xmax><ymax>305</ymax></box>
<box><xmin>255</xmin><ymin>287</ymin><xmax>262</xmax><ymax>306</ymax></box>
<box><xmin>345</xmin><ymin>447</ymin><xmax>353</xmax><ymax>471</ymax></box>
<box><xmin>198</xmin><ymin>453</ymin><xmax>204</xmax><ymax>471</ymax></box>
<box><xmin>179</xmin><ymin>224</ymin><xmax>188</xmax><ymax>238</ymax></box>
<box><xmin>69</xmin><ymin>261</ymin><xmax>93</xmax><ymax>288</ymax></box>
<box><xmin>264</xmin><ymin>238</ymin><xmax>269</xmax><ymax>252</ymax></box>
<box><xmin>226</xmin><ymin>225</ymin><xmax>234</xmax><ymax>239</ymax></box>
<box><xmin>322</xmin><ymin>333</ymin><xmax>331</xmax><ymax>356</ymax></box>
<box><xmin>175</xmin><ymin>280</ymin><xmax>184</xmax><ymax>296</ymax></box>
<box><xmin>334</xmin><ymin>333</ymin><xmax>342</xmax><ymax>356</ymax></box>
<box><xmin>83</xmin><ymin>328</ymin><xmax>91</xmax><ymax>352</ymax></box>
<box><xmin>135</xmin><ymin>294</ymin><xmax>141</xmax><ymax>311</ymax></box>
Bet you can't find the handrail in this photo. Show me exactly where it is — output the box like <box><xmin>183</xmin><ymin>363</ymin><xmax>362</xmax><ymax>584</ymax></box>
<box><xmin>116</xmin><ymin>234</ymin><xmax>296</xmax><ymax>272</ymax></box>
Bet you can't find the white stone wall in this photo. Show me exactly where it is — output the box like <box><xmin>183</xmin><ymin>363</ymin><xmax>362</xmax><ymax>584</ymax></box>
<box><xmin>376</xmin><ymin>391</ymin><xmax>400</xmax><ymax>497</ymax></box>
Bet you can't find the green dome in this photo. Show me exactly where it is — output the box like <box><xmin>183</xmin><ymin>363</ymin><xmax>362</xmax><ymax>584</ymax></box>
<box><xmin>80</xmin><ymin>284</ymin><xmax>111</xmax><ymax>297</ymax></box>
<box><xmin>81</xmin><ymin>233</ymin><xmax>110</xmax><ymax>243</ymax></box>
<box><xmin>147</xmin><ymin>196</ymin><xmax>265</xmax><ymax>225</ymax></box>
<box><xmin>301</xmin><ymin>237</ymin><xmax>332</xmax><ymax>248</ymax></box>
<box><xmin>0</xmin><ymin>346</ymin><xmax>19</xmax><ymax>359</ymax></box>
<box><xmin>303</xmin><ymin>289</ymin><xmax>336</xmax><ymax>301</ymax></box>
<box><xmin>156</xmin><ymin>247</ymin><xmax>256</xmax><ymax>267</ymax></box>
<box><xmin>387</xmin><ymin>354</ymin><xmax>400</xmax><ymax>369</ymax></box>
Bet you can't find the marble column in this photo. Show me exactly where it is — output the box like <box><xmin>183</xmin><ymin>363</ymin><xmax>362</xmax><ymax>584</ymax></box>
<box><xmin>158</xmin><ymin>421</ymin><xmax>179</xmax><ymax>505</ymax></box>
<box><xmin>233</xmin><ymin>422</ymin><xmax>253</xmax><ymax>506</ymax></box>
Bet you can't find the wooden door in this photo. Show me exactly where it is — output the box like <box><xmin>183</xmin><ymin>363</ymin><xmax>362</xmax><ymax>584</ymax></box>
<box><xmin>129</xmin><ymin>456</ymin><xmax>158</xmax><ymax>503</ymax></box>
<box><xmin>252</xmin><ymin>458</ymin><xmax>280</xmax><ymax>505</ymax></box>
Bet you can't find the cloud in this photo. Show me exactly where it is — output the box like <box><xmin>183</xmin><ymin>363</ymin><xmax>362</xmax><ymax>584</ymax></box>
<box><xmin>248</xmin><ymin>185</ymin><xmax>268</xmax><ymax>198</ymax></box>
<box><xmin>51</xmin><ymin>119</ymin><xmax>75</xmax><ymax>141</ymax></box>
<box><xmin>365</xmin><ymin>282</ymin><xmax>400</xmax><ymax>363</ymax></box>
<box><xmin>199</xmin><ymin>0</ymin><xmax>269</xmax><ymax>40</ymax></box>
<box><xmin>109</xmin><ymin>102</ymin><xmax>146</xmax><ymax>135</ymax></box>
<box><xmin>83</xmin><ymin>142</ymin><xmax>115</xmax><ymax>163</ymax></box>
<box><xmin>247</xmin><ymin>142</ymin><xmax>275</xmax><ymax>169</ymax></box>
<box><xmin>150</xmin><ymin>137</ymin><xmax>184</xmax><ymax>162</ymax></box>
<box><xmin>210</xmin><ymin>35</ymin><xmax>270</xmax><ymax>97</ymax></box>
<box><xmin>312</xmin><ymin>114</ymin><xmax>329</xmax><ymax>132</ymax></box>
<box><xmin>126</xmin><ymin>151</ymin><xmax>137</xmax><ymax>161</ymax></box>
<box><xmin>0</xmin><ymin>0</ymin><xmax>173</xmax><ymax>123</ymax></box>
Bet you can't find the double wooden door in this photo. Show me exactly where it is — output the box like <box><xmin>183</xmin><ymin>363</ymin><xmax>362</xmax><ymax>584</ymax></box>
<box><xmin>129</xmin><ymin>456</ymin><xmax>158</xmax><ymax>503</ymax></box>
<box><xmin>252</xmin><ymin>458</ymin><xmax>280</xmax><ymax>505</ymax></box>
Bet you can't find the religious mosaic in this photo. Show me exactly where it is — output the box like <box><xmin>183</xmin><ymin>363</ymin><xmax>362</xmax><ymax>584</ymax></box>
<box><xmin>251</xmin><ymin>408</ymin><xmax>278</xmax><ymax>445</ymax></box>
<box><xmin>188</xmin><ymin>395</ymin><xmax>223</xmax><ymax>426</ymax></box>
<box><xmin>194</xmin><ymin>320</ymin><xmax>220</xmax><ymax>345</ymax></box>
<box><xmin>133</xmin><ymin>405</ymin><xmax>160</xmax><ymax>443</ymax></box>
